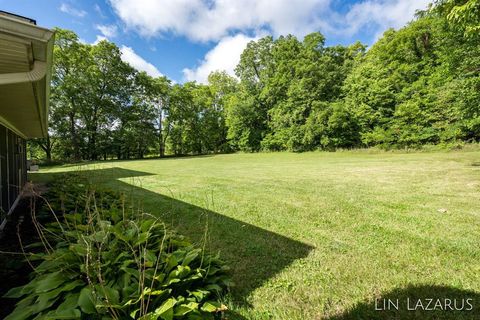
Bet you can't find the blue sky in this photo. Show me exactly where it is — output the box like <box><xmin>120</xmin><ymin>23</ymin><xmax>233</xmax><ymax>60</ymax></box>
<box><xmin>0</xmin><ymin>0</ymin><xmax>431</xmax><ymax>83</ymax></box>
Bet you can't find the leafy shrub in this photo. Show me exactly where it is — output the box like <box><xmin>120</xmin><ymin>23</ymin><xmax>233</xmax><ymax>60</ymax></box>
<box><xmin>4</xmin><ymin>174</ymin><xmax>231</xmax><ymax>319</ymax></box>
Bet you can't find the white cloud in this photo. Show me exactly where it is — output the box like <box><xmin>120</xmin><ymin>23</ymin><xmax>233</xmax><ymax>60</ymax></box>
<box><xmin>120</xmin><ymin>45</ymin><xmax>163</xmax><ymax>77</ymax></box>
<box><xmin>341</xmin><ymin>0</ymin><xmax>431</xmax><ymax>39</ymax></box>
<box><xmin>108</xmin><ymin>0</ymin><xmax>431</xmax><ymax>43</ymax></box>
<box><xmin>96</xmin><ymin>24</ymin><xmax>118</xmax><ymax>38</ymax></box>
<box><xmin>183</xmin><ymin>34</ymin><xmax>258</xmax><ymax>83</ymax></box>
<box><xmin>59</xmin><ymin>3</ymin><xmax>87</xmax><ymax>18</ymax></box>
<box><xmin>108</xmin><ymin>0</ymin><xmax>330</xmax><ymax>42</ymax></box>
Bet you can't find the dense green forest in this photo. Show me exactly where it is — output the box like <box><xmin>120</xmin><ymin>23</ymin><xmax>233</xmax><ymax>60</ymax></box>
<box><xmin>31</xmin><ymin>1</ymin><xmax>479</xmax><ymax>161</ymax></box>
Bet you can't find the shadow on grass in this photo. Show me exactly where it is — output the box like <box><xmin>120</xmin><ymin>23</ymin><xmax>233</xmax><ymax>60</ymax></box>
<box><xmin>327</xmin><ymin>285</ymin><xmax>480</xmax><ymax>320</ymax></box>
<box><xmin>25</xmin><ymin>168</ymin><xmax>480</xmax><ymax>319</ymax></box>
<box><xmin>29</xmin><ymin>167</ymin><xmax>314</xmax><ymax>305</ymax></box>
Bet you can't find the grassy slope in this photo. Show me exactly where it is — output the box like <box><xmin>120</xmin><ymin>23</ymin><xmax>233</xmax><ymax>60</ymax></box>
<box><xmin>32</xmin><ymin>150</ymin><xmax>480</xmax><ymax>319</ymax></box>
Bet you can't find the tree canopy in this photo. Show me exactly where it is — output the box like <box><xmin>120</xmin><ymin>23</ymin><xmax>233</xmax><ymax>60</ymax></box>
<box><xmin>30</xmin><ymin>3</ymin><xmax>480</xmax><ymax>161</ymax></box>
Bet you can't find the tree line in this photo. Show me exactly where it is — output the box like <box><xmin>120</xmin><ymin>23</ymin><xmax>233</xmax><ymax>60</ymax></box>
<box><xmin>31</xmin><ymin>1</ymin><xmax>479</xmax><ymax>161</ymax></box>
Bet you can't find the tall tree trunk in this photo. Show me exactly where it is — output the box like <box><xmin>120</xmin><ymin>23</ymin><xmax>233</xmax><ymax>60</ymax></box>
<box><xmin>39</xmin><ymin>134</ymin><xmax>53</xmax><ymax>163</ymax></box>
<box><xmin>69</xmin><ymin>111</ymin><xmax>80</xmax><ymax>161</ymax></box>
<box><xmin>89</xmin><ymin>107</ymin><xmax>99</xmax><ymax>161</ymax></box>
<box><xmin>90</xmin><ymin>132</ymin><xmax>97</xmax><ymax>160</ymax></box>
<box><xmin>158</xmin><ymin>100</ymin><xmax>165</xmax><ymax>158</ymax></box>
<box><xmin>45</xmin><ymin>146</ymin><xmax>52</xmax><ymax>163</ymax></box>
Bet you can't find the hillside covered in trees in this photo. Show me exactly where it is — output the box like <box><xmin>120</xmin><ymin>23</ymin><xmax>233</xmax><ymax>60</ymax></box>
<box><xmin>32</xmin><ymin>1</ymin><xmax>480</xmax><ymax>161</ymax></box>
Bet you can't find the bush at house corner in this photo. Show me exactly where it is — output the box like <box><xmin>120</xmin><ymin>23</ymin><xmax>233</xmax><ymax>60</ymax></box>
<box><xmin>3</xmin><ymin>174</ymin><xmax>231</xmax><ymax>320</ymax></box>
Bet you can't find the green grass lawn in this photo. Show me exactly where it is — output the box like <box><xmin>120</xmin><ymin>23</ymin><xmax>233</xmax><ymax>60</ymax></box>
<box><xmin>31</xmin><ymin>150</ymin><xmax>480</xmax><ymax>319</ymax></box>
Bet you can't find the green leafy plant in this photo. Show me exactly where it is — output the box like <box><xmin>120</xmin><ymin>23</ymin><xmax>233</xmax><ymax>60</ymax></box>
<box><xmin>4</xmin><ymin>175</ymin><xmax>231</xmax><ymax>319</ymax></box>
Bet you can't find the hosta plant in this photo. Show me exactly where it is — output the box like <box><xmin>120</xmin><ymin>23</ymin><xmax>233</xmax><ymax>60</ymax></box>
<box><xmin>4</xmin><ymin>175</ymin><xmax>231</xmax><ymax>319</ymax></box>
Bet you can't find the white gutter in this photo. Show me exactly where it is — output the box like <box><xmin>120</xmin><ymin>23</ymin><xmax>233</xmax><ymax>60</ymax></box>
<box><xmin>0</xmin><ymin>60</ymin><xmax>47</xmax><ymax>85</ymax></box>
